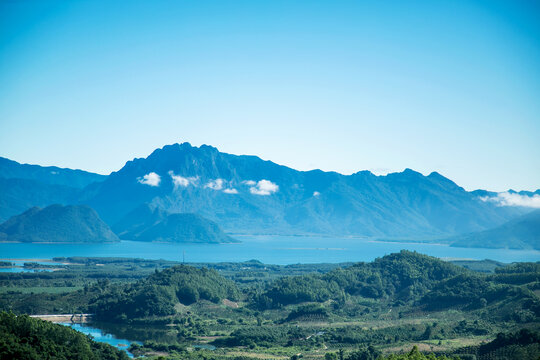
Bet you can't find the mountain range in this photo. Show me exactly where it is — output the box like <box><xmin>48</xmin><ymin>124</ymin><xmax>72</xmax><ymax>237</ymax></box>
<box><xmin>81</xmin><ymin>143</ymin><xmax>529</xmax><ymax>237</ymax></box>
<box><xmin>0</xmin><ymin>157</ymin><xmax>105</xmax><ymax>188</ymax></box>
<box><xmin>0</xmin><ymin>157</ymin><xmax>105</xmax><ymax>223</ymax></box>
<box><xmin>0</xmin><ymin>142</ymin><xmax>537</xmax><ymax>244</ymax></box>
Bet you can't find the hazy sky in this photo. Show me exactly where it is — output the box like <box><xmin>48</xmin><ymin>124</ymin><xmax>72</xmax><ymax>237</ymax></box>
<box><xmin>1</xmin><ymin>0</ymin><xmax>539</xmax><ymax>191</ymax></box>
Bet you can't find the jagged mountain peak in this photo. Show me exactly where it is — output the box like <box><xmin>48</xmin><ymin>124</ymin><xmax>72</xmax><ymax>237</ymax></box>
<box><xmin>81</xmin><ymin>143</ymin><xmax>527</xmax><ymax>237</ymax></box>
<box><xmin>1</xmin><ymin>143</ymin><xmax>534</xmax><ymax>243</ymax></box>
<box><xmin>402</xmin><ymin>168</ymin><xmax>422</xmax><ymax>175</ymax></box>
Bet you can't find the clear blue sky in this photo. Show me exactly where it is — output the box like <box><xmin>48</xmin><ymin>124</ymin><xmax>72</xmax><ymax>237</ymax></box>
<box><xmin>1</xmin><ymin>0</ymin><xmax>539</xmax><ymax>191</ymax></box>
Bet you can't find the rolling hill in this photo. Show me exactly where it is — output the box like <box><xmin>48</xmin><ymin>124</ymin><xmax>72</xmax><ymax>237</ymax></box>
<box><xmin>0</xmin><ymin>204</ymin><xmax>119</xmax><ymax>243</ymax></box>
<box><xmin>450</xmin><ymin>209</ymin><xmax>540</xmax><ymax>250</ymax></box>
<box><xmin>113</xmin><ymin>203</ymin><xmax>237</xmax><ymax>243</ymax></box>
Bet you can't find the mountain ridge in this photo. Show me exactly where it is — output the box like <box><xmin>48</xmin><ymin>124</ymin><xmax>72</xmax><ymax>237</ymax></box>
<box><xmin>0</xmin><ymin>142</ymin><xmax>535</xmax><ymax>239</ymax></box>
<box><xmin>0</xmin><ymin>156</ymin><xmax>106</xmax><ymax>188</ymax></box>
<box><xmin>82</xmin><ymin>142</ymin><xmax>529</xmax><ymax>237</ymax></box>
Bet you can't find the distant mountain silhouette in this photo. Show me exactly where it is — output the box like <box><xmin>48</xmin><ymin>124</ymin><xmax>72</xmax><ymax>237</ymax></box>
<box><xmin>0</xmin><ymin>204</ymin><xmax>118</xmax><ymax>243</ymax></box>
<box><xmin>0</xmin><ymin>143</ymin><xmax>533</xmax><ymax>239</ymax></box>
<box><xmin>0</xmin><ymin>157</ymin><xmax>105</xmax><ymax>188</ymax></box>
<box><xmin>471</xmin><ymin>189</ymin><xmax>540</xmax><ymax>198</ymax></box>
<box><xmin>113</xmin><ymin>203</ymin><xmax>236</xmax><ymax>243</ymax></box>
<box><xmin>81</xmin><ymin>142</ymin><xmax>526</xmax><ymax>237</ymax></box>
<box><xmin>0</xmin><ymin>157</ymin><xmax>106</xmax><ymax>222</ymax></box>
<box><xmin>0</xmin><ymin>178</ymin><xmax>80</xmax><ymax>223</ymax></box>
<box><xmin>450</xmin><ymin>209</ymin><xmax>540</xmax><ymax>250</ymax></box>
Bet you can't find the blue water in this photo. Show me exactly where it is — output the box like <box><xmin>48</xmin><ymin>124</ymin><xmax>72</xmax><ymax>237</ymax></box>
<box><xmin>0</xmin><ymin>267</ymin><xmax>37</xmax><ymax>273</ymax></box>
<box><xmin>61</xmin><ymin>323</ymin><xmax>142</xmax><ymax>358</ymax></box>
<box><xmin>0</xmin><ymin>235</ymin><xmax>538</xmax><ymax>264</ymax></box>
<box><xmin>9</xmin><ymin>260</ymin><xmax>65</xmax><ymax>266</ymax></box>
<box><xmin>0</xmin><ymin>260</ymin><xmax>63</xmax><ymax>273</ymax></box>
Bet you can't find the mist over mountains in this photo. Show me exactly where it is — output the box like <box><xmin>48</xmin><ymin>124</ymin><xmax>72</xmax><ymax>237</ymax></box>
<box><xmin>450</xmin><ymin>209</ymin><xmax>540</xmax><ymax>250</ymax></box>
<box><xmin>0</xmin><ymin>142</ymin><xmax>536</xmax><ymax>242</ymax></box>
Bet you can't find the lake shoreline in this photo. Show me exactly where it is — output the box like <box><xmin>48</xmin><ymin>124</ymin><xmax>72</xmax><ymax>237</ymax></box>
<box><xmin>0</xmin><ymin>235</ymin><xmax>538</xmax><ymax>264</ymax></box>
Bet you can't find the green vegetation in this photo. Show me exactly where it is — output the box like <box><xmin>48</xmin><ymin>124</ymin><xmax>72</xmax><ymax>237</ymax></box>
<box><xmin>452</xmin><ymin>328</ymin><xmax>540</xmax><ymax>359</ymax></box>
<box><xmin>253</xmin><ymin>251</ymin><xmax>466</xmax><ymax>309</ymax></box>
<box><xmin>345</xmin><ymin>346</ymin><xmax>456</xmax><ymax>360</ymax></box>
<box><xmin>0</xmin><ymin>311</ymin><xmax>128</xmax><ymax>359</ymax></box>
<box><xmin>448</xmin><ymin>259</ymin><xmax>506</xmax><ymax>273</ymax></box>
<box><xmin>0</xmin><ymin>204</ymin><xmax>118</xmax><ymax>243</ymax></box>
<box><xmin>0</xmin><ymin>251</ymin><xmax>538</xmax><ymax>360</ymax></box>
<box><xmin>92</xmin><ymin>265</ymin><xmax>240</xmax><ymax>321</ymax></box>
<box><xmin>113</xmin><ymin>204</ymin><xmax>238</xmax><ymax>243</ymax></box>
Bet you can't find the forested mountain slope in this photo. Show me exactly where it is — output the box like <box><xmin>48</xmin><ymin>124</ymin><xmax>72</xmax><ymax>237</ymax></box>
<box><xmin>0</xmin><ymin>204</ymin><xmax>119</xmax><ymax>243</ymax></box>
<box><xmin>82</xmin><ymin>143</ymin><xmax>526</xmax><ymax>237</ymax></box>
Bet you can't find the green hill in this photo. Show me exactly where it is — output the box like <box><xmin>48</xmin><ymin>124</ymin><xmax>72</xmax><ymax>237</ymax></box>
<box><xmin>92</xmin><ymin>265</ymin><xmax>240</xmax><ymax>321</ymax></box>
<box><xmin>253</xmin><ymin>251</ymin><xmax>539</xmax><ymax>323</ymax></box>
<box><xmin>0</xmin><ymin>311</ymin><xmax>128</xmax><ymax>360</ymax></box>
<box><xmin>255</xmin><ymin>251</ymin><xmax>466</xmax><ymax>309</ymax></box>
<box><xmin>134</xmin><ymin>213</ymin><xmax>237</xmax><ymax>243</ymax></box>
<box><xmin>113</xmin><ymin>204</ymin><xmax>237</xmax><ymax>243</ymax></box>
<box><xmin>452</xmin><ymin>329</ymin><xmax>540</xmax><ymax>360</ymax></box>
<box><xmin>0</xmin><ymin>204</ymin><xmax>119</xmax><ymax>243</ymax></box>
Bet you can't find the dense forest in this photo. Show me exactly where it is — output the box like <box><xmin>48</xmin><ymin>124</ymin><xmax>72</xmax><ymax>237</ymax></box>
<box><xmin>0</xmin><ymin>251</ymin><xmax>538</xmax><ymax>359</ymax></box>
<box><xmin>0</xmin><ymin>311</ymin><xmax>128</xmax><ymax>359</ymax></box>
<box><xmin>92</xmin><ymin>265</ymin><xmax>240</xmax><ymax>321</ymax></box>
<box><xmin>253</xmin><ymin>251</ymin><xmax>466</xmax><ymax>308</ymax></box>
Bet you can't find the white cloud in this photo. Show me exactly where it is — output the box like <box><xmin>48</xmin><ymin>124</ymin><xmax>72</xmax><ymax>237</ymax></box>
<box><xmin>223</xmin><ymin>188</ymin><xmax>239</xmax><ymax>194</ymax></box>
<box><xmin>168</xmin><ymin>171</ymin><xmax>198</xmax><ymax>188</ymax></box>
<box><xmin>479</xmin><ymin>192</ymin><xmax>540</xmax><ymax>208</ymax></box>
<box><xmin>242</xmin><ymin>180</ymin><xmax>256</xmax><ymax>186</ymax></box>
<box><xmin>249</xmin><ymin>180</ymin><xmax>279</xmax><ymax>196</ymax></box>
<box><xmin>313</xmin><ymin>191</ymin><xmax>320</xmax><ymax>197</ymax></box>
<box><xmin>138</xmin><ymin>172</ymin><xmax>161</xmax><ymax>187</ymax></box>
<box><xmin>205</xmin><ymin>179</ymin><xmax>224</xmax><ymax>190</ymax></box>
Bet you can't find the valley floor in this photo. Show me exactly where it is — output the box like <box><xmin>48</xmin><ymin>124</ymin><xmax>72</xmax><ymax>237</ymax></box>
<box><xmin>1</xmin><ymin>253</ymin><xmax>538</xmax><ymax>360</ymax></box>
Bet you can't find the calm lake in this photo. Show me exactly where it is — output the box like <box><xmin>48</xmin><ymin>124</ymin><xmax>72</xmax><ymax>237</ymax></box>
<box><xmin>61</xmin><ymin>321</ymin><xmax>215</xmax><ymax>357</ymax></box>
<box><xmin>1</xmin><ymin>235</ymin><xmax>538</xmax><ymax>264</ymax></box>
<box><xmin>61</xmin><ymin>323</ymin><xmax>142</xmax><ymax>358</ymax></box>
<box><xmin>7</xmin><ymin>235</ymin><xmax>539</xmax><ymax>356</ymax></box>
